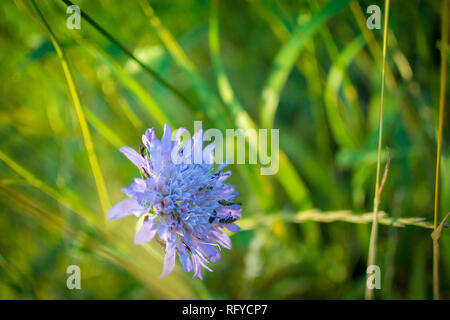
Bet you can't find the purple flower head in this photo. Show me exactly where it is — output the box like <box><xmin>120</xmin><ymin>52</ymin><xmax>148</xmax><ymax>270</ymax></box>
<box><xmin>108</xmin><ymin>124</ymin><xmax>241</xmax><ymax>279</ymax></box>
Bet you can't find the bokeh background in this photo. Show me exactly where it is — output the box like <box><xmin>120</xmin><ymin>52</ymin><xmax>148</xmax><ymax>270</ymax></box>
<box><xmin>0</xmin><ymin>0</ymin><xmax>449</xmax><ymax>299</ymax></box>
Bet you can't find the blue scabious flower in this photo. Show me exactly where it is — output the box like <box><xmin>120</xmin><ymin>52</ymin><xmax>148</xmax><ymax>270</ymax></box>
<box><xmin>108</xmin><ymin>124</ymin><xmax>241</xmax><ymax>279</ymax></box>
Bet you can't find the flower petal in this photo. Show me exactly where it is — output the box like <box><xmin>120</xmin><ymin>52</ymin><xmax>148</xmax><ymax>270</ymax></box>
<box><xmin>160</xmin><ymin>241</ymin><xmax>176</xmax><ymax>278</ymax></box>
<box><xmin>191</xmin><ymin>254</ymin><xmax>203</xmax><ymax>280</ymax></box>
<box><xmin>107</xmin><ymin>199</ymin><xmax>146</xmax><ymax>220</ymax></box>
<box><xmin>216</xmin><ymin>161</ymin><xmax>229</xmax><ymax>172</ymax></box>
<box><xmin>211</xmin><ymin>229</ymin><xmax>232</xmax><ymax>249</ymax></box>
<box><xmin>202</xmin><ymin>143</ymin><xmax>215</xmax><ymax>164</ymax></box>
<box><xmin>177</xmin><ymin>242</ymin><xmax>192</xmax><ymax>272</ymax></box>
<box><xmin>173</xmin><ymin>127</ymin><xmax>186</xmax><ymax>145</ymax></box>
<box><xmin>121</xmin><ymin>178</ymin><xmax>147</xmax><ymax>198</ymax></box>
<box><xmin>199</xmin><ymin>243</ymin><xmax>221</xmax><ymax>263</ymax></box>
<box><xmin>143</xmin><ymin>128</ymin><xmax>162</xmax><ymax>172</ymax></box>
<box><xmin>192</xmin><ymin>129</ymin><xmax>203</xmax><ymax>164</ymax></box>
<box><xmin>120</xmin><ymin>146</ymin><xmax>145</xmax><ymax>168</ymax></box>
<box><xmin>134</xmin><ymin>219</ymin><xmax>157</xmax><ymax>244</ymax></box>
<box><xmin>157</xmin><ymin>222</ymin><xmax>170</xmax><ymax>241</ymax></box>
<box><xmin>217</xmin><ymin>171</ymin><xmax>231</xmax><ymax>182</ymax></box>
<box><xmin>161</xmin><ymin>123</ymin><xmax>172</xmax><ymax>159</ymax></box>
<box><xmin>224</xmin><ymin>223</ymin><xmax>240</xmax><ymax>232</ymax></box>
<box><xmin>142</xmin><ymin>128</ymin><xmax>154</xmax><ymax>151</ymax></box>
<box><xmin>217</xmin><ymin>204</ymin><xmax>241</xmax><ymax>220</ymax></box>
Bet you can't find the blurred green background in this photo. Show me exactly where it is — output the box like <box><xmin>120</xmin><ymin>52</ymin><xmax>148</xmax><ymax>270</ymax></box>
<box><xmin>0</xmin><ymin>0</ymin><xmax>449</xmax><ymax>299</ymax></box>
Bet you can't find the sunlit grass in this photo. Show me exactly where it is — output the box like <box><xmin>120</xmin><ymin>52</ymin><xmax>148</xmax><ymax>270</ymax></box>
<box><xmin>0</xmin><ymin>0</ymin><xmax>448</xmax><ymax>299</ymax></box>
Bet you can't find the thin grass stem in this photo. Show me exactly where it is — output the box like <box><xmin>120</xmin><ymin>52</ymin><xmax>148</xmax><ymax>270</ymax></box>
<box><xmin>239</xmin><ymin>209</ymin><xmax>447</xmax><ymax>231</ymax></box>
<box><xmin>349</xmin><ymin>1</ymin><xmax>396</xmax><ymax>90</ymax></box>
<box><xmin>432</xmin><ymin>0</ymin><xmax>449</xmax><ymax>301</ymax></box>
<box><xmin>0</xmin><ymin>150</ymin><xmax>99</xmax><ymax>224</ymax></box>
<box><xmin>60</xmin><ymin>0</ymin><xmax>195</xmax><ymax>111</ymax></box>
<box><xmin>366</xmin><ymin>0</ymin><xmax>391</xmax><ymax>300</ymax></box>
<box><xmin>30</xmin><ymin>0</ymin><xmax>110</xmax><ymax>217</ymax></box>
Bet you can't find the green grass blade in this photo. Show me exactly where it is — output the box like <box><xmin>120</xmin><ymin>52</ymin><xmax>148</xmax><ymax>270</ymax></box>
<box><xmin>209</xmin><ymin>0</ymin><xmax>312</xmax><ymax>209</ymax></box>
<box><xmin>30</xmin><ymin>0</ymin><xmax>110</xmax><ymax>217</ymax></box>
<box><xmin>349</xmin><ymin>1</ymin><xmax>397</xmax><ymax>90</ymax></box>
<box><xmin>324</xmin><ymin>35</ymin><xmax>366</xmax><ymax>149</ymax></box>
<box><xmin>60</xmin><ymin>0</ymin><xmax>195</xmax><ymax>111</ymax></box>
<box><xmin>0</xmin><ymin>150</ymin><xmax>99</xmax><ymax>224</ymax></box>
<box><xmin>366</xmin><ymin>0</ymin><xmax>391</xmax><ymax>300</ymax></box>
<box><xmin>432</xmin><ymin>0</ymin><xmax>449</xmax><ymax>301</ymax></box>
<box><xmin>137</xmin><ymin>0</ymin><xmax>230</xmax><ymax>128</ymax></box>
<box><xmin>106</xmin><ymin>56</ymin><xmax>172</xmax><ymax>127</ymax></box>
<box><xmin>0</xmin><ymin>185</ymin><xmax>196</xmax><ymax>299</ymax></box>
<box><xmin>309</xmin><ymin>0</ymin><xmax>365</xmax><ymax>140</ymax></box>
<box><xmin>239</xmin><ymin>209</ymin><xmax>442</xmax><ymax>231</ymax></box>
<box><xmin>259</xmin><ymin>0</ymin><xmax>351</xmax><ymax>129</ymax></box>
<box><xmin>84</xmin><ymin>107</ymin><xmax>126</xmax><ymax>149</ymax></box>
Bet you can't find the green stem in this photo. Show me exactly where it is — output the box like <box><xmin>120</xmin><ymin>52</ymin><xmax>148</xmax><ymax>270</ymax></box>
<box><xmin>366</xmin><ymin>0</ymin><xmax>390</xmax><ymax>300</ymax></box>
<box><xmin>432</xmin><ymin>0</ymin><xmax>449</xmax><ymax>301</ymax></box>
<box><xmin>239</xmin><ymin>210</ymin><xmax>446</xmax><ymax>231</ymax></box>
<box><xmin>31</xmin><ymin>0</ymin><xmax>110</xmax><ymax>217</ymax></box>
<box><xmin>60</xmin><ymin>0</ymin><xmax>195</xmax><ymax>111</ymax></box>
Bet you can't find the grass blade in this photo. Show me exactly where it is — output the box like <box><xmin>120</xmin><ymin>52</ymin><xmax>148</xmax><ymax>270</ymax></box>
<box><xmin>0</xmin><ymin>185</ymin><xmax>194</xmax><ymax>299</ymax></box>
<box><xmin>366</xmin><ymin>0</ymin><xmax>391</xmax><ymax>300</ymax></box>
<box><xmin>209</xmin><ymin>0</ymin><xmax>312</xmax><ymax>209</ymax></box>
<box><xmin>30</xmin><ymin>0</ymin><xmax>110</xmax><ymax>217</ymax></box>
<box><xmin>349</xmin><ymin>1</ymin><xmax>396</xmax><ymax>90</ymax></box>
<box><xmin>84</xmin><ymin>107</ymin><xmax>126</xmax><ymax>149</ymax></box>
<box><xmin>259</xmin><ymin>0</ymin><xmax>351</xmax><ymax>129</ymax></box>
<box><xmin>239</xmin><ymin>209</ymin><xmax>444</xmax><ymax>231</ymax></box>
<box><xmin>60</xmin><ymin>0</ymin><xmax>195</xmax><ymax>111</ymax></box>
<box><xmin>432</xmin><ymin>0</ymin><xmax>449</xmax><ymax>301</ymax></box>
<box><xmin>0</xmin><ymin>150</ymin><xmax>99</xmax><ymax>224</ymax></box>
<box><xmin>324</xmin><ymin>35</ymin><xmax>366</xmax><ymax>149</ymax></box>
<box><xmin>136</xmin><ymin>0</ymin><xmax>230</xmax><ymax>128</ymax></box>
